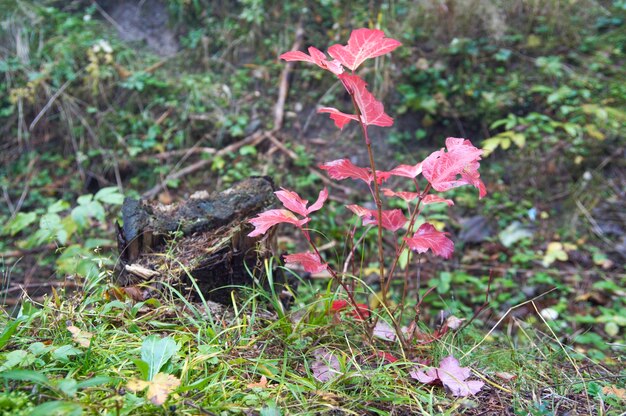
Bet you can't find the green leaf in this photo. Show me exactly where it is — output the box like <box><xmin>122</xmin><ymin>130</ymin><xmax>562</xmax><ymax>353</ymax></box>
<box><xmin>1</xmin><ymin>212</ymin><xmax>37</xmax><ymax>236</ymax></box>
<box><xmin>28</xmin><ymin>342</ymin><xmax>52</xmax><ymax>356</ymax></box>
<box><xmin>51</xmin><ymin>345</ymin><xmax>82</xmax><ymax>362</ymax></box>
<box><xmin>76</xmin><ymin>194</ymin><xmax>93</xmax><ymax>205</ymax></box>
<box><xmin>38</xmin><ymin>213</ymin><xmax>67</xmax><ymax>245</ymax></box>
<box><xmin>57</xmin><ymin>378</ymin><xmax>78</xmax><ymax>397</ymax></box>
<box><xmin>397</xmin><ymin>247</ymin><xmax>410</xmax><ymax>270</ymax></box>
<box><xmin>0</xmin><ymin>318</ymin><xmax>23</xmax><ymax>349</ymax></box>
<box><xmin>75</xmin><ymin>375</ymin><xmax>115</xmax><ymax>389</ymax></box>
<box><xmin>30</xmin><ymin>401</ymin><xmax>82</xmax><ymax>416</ymax></box>
<box><xmin>72</xmin><ymin>200</ymin><xmax>105</xmax><ymax>225</ymax></box>
<box><xmin>48</xmin><ymin>200</ymin><xmax>70</xmax><ymax>214</ymax></box>
<box><xmin>562</xmin><ymin>123</ymin><xmax>578</xmax><ymax>137</ymax></box>
<box><xmin>94</xmin><ymin>187</ymin><xmax>124</xmax><ymax>205</ymax></box>
<box><xmin>260</xmin><ymin>403</ymin><xmax>282</xmax><ymax>416</ymax></box>
<box><xmin>141</xmin><ymin>335</ymin><xmax>179</xmax><ymax>381</ymax></box>
<box><xmin>0</xmin><ymin>369</ymin><xmax>50</xmax><ymax>385</ymax></box>
<box><xmin>133</xmin><ymin>359</ymin><xmax>150</xmax><ymax>381</ymax></box>
<box><xmin>0</xmin><ymin>350</ymin><xmax>34</xmax><ymax>371</ymax></box>
<box><xmin>239</xmin><ymin>145</ymin><xmax>257</xmax><ymax>156</ymax></box>
<box><xmin>499</xmin><ymin>221</ymin><xmax>534</xmax><ymax>248</ymax></box>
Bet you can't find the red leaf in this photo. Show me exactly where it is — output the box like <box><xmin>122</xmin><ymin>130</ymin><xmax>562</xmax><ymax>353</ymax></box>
<box><xmin>386</xmin><ymin>162</ymin><xmax>422</xmax><ymax>179</ymax></box>
<box><xmin>330</xmin><ymin>300</ymin><xmax>369</xmax><ymax>320</ymax></box>
<box><xmin>330</xmin><ymin>299</ymin><xmax>349</xmax><ymax>312</ymax></box>
<box><xmin>320</xmin><ymin>159</ymin><xmax>373</xmax><ymax>184</ymax></box>
<box><xmin>346</xmin><ymin>205</ymin><xmax>406</xmax><ymax>232</ymax></box>
<box><xmin>404</xmin><ymin>223</ymin><xmax>454</xmax><ymax>259</ymax></box>
<box><xmin>280</xmin><ymin>47</ymin><xmax>344</xmax><ymax>75</ymax></box>
<box><xmin>374</xmin><ymin>351</ymin><xmax>399</xmax><ymax>363</ymax></box>
<box><xmin>421</xmin><ymin>195</ymin><xmax>454</xmax><ymax>206</ymax></box>
<box><xmin>346</xmin><ymin>204</ymin><xmax>373</xmax><ymax>219</ymax></box>
<box><xmin>327</xmin><ymin>28</ymin><xmax>401</xmax><ymax>71</ymax></box>
<box><xmin>284</xmin><ymin>251</ymin><xmax>327</xmax><ymax>274</ymax></box>
<box><xmin>337</xmin><ymin>74</ymin><xmax>394</xmax><ymax>127</ymax></box>
<box><xmin>349</xmin><ymin>303</ymin><xmax>370</xmax><ymax>320</ymax></box>
<box><xmin>382</xmin><ymin>188</ymin><xmax>420</xmax><ymax>202</ymax></box>
<box><xmin>422</xmin><ymin>138</ymin><xmax>487</xmax><ymax>198</ymax></box>
<box><xmin>307</xmin><ymin>188</ymin><xmax>329</xmax><ymax>214</ymax></box>
<box><xmin>362</xmin><ymin>209</ymin><xmax>407</xmax><ymax>232</ymax></box>
<box><xmin>317</xmin><ymin>107</ymin><xmax>359</xmax><ymax>129</ymax></box>
<box><xmin>410</xmin><ymin>356</ymin><xmax>484</xmax><ymax>397</ymax></box>
<box><xmin>275</xmin><ymin>187</ymin><xmax>328</xmax><ymax>217</ymax></box>
<box><xmin>248</xmin><ymin>209</ymin><xmax>310</xmax><ymax>237</ymax></box>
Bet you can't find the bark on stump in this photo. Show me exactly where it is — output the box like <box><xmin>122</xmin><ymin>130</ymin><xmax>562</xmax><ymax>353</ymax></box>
<box><xmin>116</xmin><ymin>177</ymin><xmax>285</xmax><ymax>304</ymax></box>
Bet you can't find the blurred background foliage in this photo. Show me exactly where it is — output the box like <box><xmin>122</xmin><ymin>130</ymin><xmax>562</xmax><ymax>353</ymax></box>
<box><xmin>0</xmin><ymin>0</ymin><xmax>624</xmax><ymax>357</ymax></box>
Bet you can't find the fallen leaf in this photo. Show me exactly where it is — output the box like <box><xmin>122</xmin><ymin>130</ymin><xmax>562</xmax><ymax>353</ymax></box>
<box><xmin>247</xmin><ymin>375</ymin><xmax>269</xmax><ymax>389</ymax></box>
<box><xmin>127</xmin><ymin>373</ymin><xmax>180</xmax><ymax>406</ymax></box>
<box><xmin>410</xmin><ymin>355</ymin><xmax>484</xmax><ymax>397</ymax></box>
<box><xmin>311</xmin><ymin>348</ymin><xmax>341</xmax><ymax>382</ymax></box>
<box><xmin>495</xmin><ymin>372</ymin><xmax>517</xmax><ymax>381</ymax></box>
<box><xmin>373</xmin><ymin>351</ymin><xmax>398</xmax><ymax>363</ymax></box>
<box><xmin>602</xmin><ymin>385</ymin><xmax>626</xmax><ymax>399</ymax></box>
<box><xmin>444</xmin><ymin>315</ymin><xmax>465</xmax><ymax>330</ymax></box>
<box><xmin>373</xmin><ymin>321</ymin><xmax>397</xmax><ymax>342</ymax></box>
<box><xmin>67</xmin><ymin>325</ymin><xmax>93</xmax><ymax>348</ymax></box>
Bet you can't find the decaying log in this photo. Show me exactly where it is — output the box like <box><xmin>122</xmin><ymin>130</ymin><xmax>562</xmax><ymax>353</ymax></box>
<box><xmin>116</xmin><ymin>177</ymin><xmax>289</xmax><ymax>304</ymax></box>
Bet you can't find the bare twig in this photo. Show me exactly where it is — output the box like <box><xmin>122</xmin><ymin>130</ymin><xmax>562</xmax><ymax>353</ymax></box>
<box><xmin>0</xmin><ymin>281</ymin><xmax>81</xmax><ymax>296</ymax></box>
<box><xmin>141</xmin><ymin>147</ymin><xmax>217</xmax><ymax>161</ymax></box>
<box><xmin>29</xmin><ymin>75</ymin><xmax>77</xmax><ymax>131</ymax></box>
<box><xmin>141</xmin><ymin>131</ymin><xmax>267</xmax><ymax>199</ymax></box>
<box><xmin>92</xmin><ymin>1</ymin><xmax>126</xmax><ymax>33</ymax></box>
<box><xmin>273</xmin><ymin>21</ymin><xmax>304</xmax><ymax>130</ymax></box>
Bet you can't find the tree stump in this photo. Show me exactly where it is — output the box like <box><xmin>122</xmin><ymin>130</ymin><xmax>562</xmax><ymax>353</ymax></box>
<box><xmin>116</xmin><ymin>177</ymin><xmax>286</xmax><ymax>304</ymax></box>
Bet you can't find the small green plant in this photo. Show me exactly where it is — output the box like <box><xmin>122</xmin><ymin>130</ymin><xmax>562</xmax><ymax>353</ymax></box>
<box><xmin>2</xmin><ymin>187</ymin><xmax>123</xmax><ymax>279</ymax></box>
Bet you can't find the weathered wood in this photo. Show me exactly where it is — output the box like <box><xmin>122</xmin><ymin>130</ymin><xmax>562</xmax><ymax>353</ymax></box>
<box><xmin>116</xmin><ymin>177</ymin><xmax>288</xmax><ymax>304</ymax></box>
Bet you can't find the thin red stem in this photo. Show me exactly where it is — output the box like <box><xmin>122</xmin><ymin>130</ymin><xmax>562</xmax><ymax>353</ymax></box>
<box><xmin>348</xmin><ymin>94</ymin><xmax>387</xmax><ymax>304</ymax></box>
<box><xmin>384</xmin><ymin>183</ymin><xmax>432</xmax><ymax>296</ymax></box>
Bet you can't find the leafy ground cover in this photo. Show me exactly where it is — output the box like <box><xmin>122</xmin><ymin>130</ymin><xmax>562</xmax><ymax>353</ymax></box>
<box><xmin>1</xmin><ymin>1</ymin><xmax>625</xmax><ymax>414</ymax></box>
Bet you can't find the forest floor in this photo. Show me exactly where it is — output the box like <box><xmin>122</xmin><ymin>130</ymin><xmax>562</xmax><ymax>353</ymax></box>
<box><xmin>1</xmin><ymin>1</ymin><xmax>625</xmax><ymax>415</ymax></box>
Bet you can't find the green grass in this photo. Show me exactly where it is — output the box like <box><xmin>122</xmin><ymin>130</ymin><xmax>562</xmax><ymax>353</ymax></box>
<box><xmin>1</xmin><ymin>266</ymin><xmax>624</xmax><ymax>416</ymax></box>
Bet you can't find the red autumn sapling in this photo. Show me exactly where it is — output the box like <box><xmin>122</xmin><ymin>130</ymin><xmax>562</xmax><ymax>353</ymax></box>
<box><xmin>248</xmin><ymin>28</ymin><xmax>486</xmax><ymax>361</ymax></box>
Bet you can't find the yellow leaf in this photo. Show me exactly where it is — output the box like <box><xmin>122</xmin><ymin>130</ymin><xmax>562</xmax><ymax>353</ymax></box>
<box><xmin>510</xmin><ymin>133</ymin><xmax>526</xmax><ymax>148</ymax></box>
<box><xmin>127</xmin><ymin>373</ymin><xmax>180</xmax><ymax>406</ymax></box>
<box><xmin>526</xmin><ymin>34</ymin><xmax>541</xmax><ymax>48</ymax></box>
<box><xmin>481</xmin><ymin>138</ymin><xmax>501</xmax><ymax>157</ymax></box>
<box><xmin>430</xmin><ymin>220</ymin><xmax>446</xmax><ymax>231</ymax></box>
<box><xmin>67</xmin><ymin>325</ymin><xmax>93</xmax><ymax>348</ymax></box>
<box><xmin>585</xmin><ymin>124</ymin><xmax>605</xmax><ymax>141</ymax></box>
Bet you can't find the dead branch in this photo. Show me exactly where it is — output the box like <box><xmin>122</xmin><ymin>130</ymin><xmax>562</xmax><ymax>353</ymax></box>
<box><xmin>141</xmin><ymin>131</ymin><xmax>268</xmax><ymax>199</ymax></box>
<box><xmin>273</xmin><ymin>21</ymin><xmax>304</xmax><ymax>131</ymax></box>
